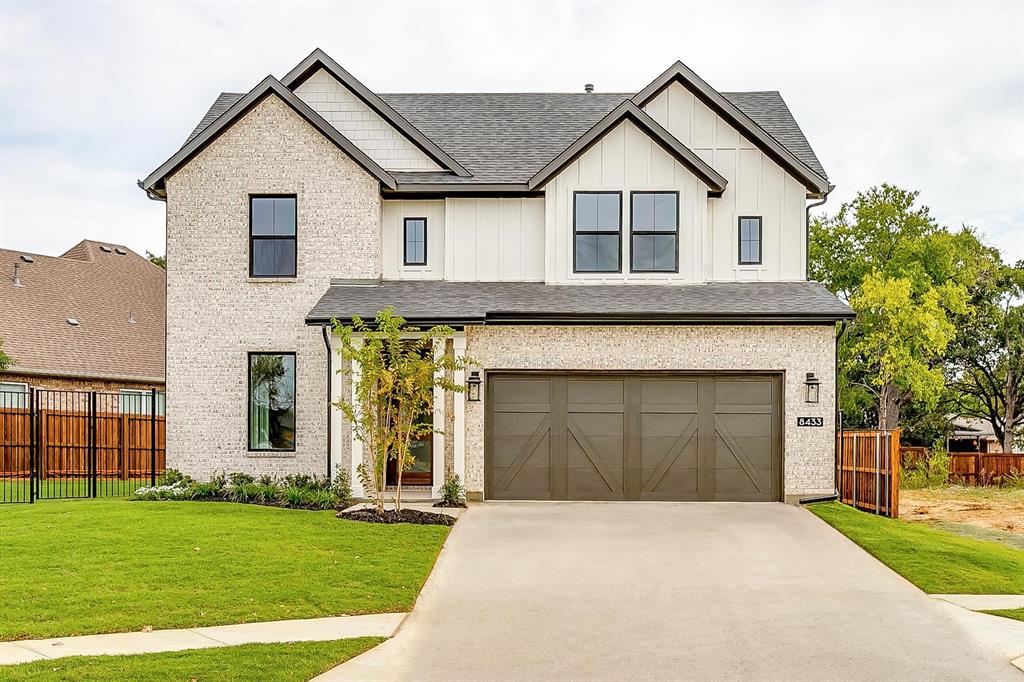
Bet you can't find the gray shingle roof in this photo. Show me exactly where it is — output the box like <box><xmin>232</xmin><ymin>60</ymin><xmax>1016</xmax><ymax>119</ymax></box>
<box><xmin>185</xmin><ymin>90</ymin><xmax>826</xmax><ymax>184</ymax></box>
<box><xmin>306</xmin><ymin>280</ymin><xmax>853</xmax><ymax>325</ymax></box>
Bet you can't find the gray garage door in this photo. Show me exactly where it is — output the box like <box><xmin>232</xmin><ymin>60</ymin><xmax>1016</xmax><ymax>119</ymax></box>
<box><xmin>486</xmin><ymin>373</ymin><xmax>782</xmax><ymax>502</ymax></box>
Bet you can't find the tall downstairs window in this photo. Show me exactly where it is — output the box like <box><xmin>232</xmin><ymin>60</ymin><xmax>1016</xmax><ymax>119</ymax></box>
<box><xmin>248</xmin><ymin>352</ymin><xmax>296</xmax><ymax>451</ymax></box>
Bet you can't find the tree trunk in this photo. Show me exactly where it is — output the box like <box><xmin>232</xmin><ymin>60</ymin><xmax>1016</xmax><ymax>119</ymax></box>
<box><xmin>1003</xmin><ymin>380</ymin><xmax>1018</xmax><ymax>454</ymax></box>
<box><xmin>878</xmin><ymin>381</ymin><xmax>901</xmax><ymax>431</ymax></box>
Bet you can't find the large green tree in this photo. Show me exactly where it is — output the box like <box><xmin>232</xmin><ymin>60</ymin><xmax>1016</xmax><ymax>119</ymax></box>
<box><xmin>811</xmin><ymin>184</ymin><xmax>999</xmax><ymax>433</ymax></box>
<box><xmin>946</xmin><ymin>262</ymin><xmax>1024</xmax><ymax>452</ymax></box>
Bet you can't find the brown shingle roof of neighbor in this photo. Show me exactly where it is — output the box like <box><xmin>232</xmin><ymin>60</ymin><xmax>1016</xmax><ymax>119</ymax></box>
<box><xmin>0</xmin><ymin>240</ymin><xmax>165</xmax><ymax>382</ymax></box>
<box><xmin>185</xmin><ymin>90</ymin><xmax>828</xmax><ymax>185</ymax></box>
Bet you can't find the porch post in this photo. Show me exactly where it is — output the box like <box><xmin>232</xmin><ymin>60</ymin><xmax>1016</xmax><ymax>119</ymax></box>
<box><xmin>431</xmin><ymin>338</ymin><xmax>445</xmax><ymax>498</ymax></box>
<box><xmin>348</xmin><ymin>338</ymin><xmax>365</xmax><ymax>499</ymax></box>
<box><xmin>452</xmin><ymin>334</ymin><xmax>467</xmax><ymax>487</ymax></box>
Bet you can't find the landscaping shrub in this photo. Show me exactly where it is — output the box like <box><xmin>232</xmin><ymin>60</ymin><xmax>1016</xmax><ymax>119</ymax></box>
<box><xmin>135</xmin><ymin>471</ymin><xmax>348</xmax><ymax>511</ymax></box>
<box><xmin>331</xmin><ymin>470</ymin><xmax>354</xmax><ymax>508</ymax></box>
<box><xmin>437</xmin><ymin>474</ymin><xmax>466</xmax><ymax>507</ymax></box>
<box><xmin>902</xmin><ymin>446</ymin><xmax>950</xmax><ymax>490</ymax></box>
<box><xmin>155</xmin><ymin>469</ymin><xmax>194</xmax><ymax>487</ymax></box>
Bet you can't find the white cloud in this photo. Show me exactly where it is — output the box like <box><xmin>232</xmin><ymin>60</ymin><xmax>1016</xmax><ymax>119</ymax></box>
<box><xmin>1</xmin><ymin>0</ymin><xmax>1021</xmax><ymax>263</ymax></box>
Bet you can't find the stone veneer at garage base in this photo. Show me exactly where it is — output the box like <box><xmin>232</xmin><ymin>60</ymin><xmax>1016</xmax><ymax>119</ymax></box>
<box><xmin>463</xmin><ymin>324</ymin><xmax>837</xmax><ymax>501</ymax></box>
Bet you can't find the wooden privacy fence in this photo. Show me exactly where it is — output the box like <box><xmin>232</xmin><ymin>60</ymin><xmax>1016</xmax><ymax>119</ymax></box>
<box><xmin>949</xmin><ymin>452</ymin><xmax>1024</xmax><ymax>484</ymax></box>
<box><xmin>837</xmin><ymin>429</ymin><xmax>900</xmax><ymax>518</ymax></box>
<box><xmin>0</xmin><ymin>388</ymin><xmax>166</xmax><ymax>503</ymax></box>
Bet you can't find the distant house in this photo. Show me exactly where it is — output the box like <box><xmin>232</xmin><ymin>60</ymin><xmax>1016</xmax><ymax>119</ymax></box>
<box><xmin>948</xmin><ymin>417</ymin><xmax>1003</xmax><ymax>454</ymax></box>
<box><xmin>0</xmin><ymin>240</ymin><xmax>165</xmax><ymax>408</ymax></box>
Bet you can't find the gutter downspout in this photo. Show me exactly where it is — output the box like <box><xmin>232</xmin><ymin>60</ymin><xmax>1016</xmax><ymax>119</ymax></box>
<box><xmin>322</xmin><ymin>324</ymin><xmax>333</xmax><ymax>480</ymax></box>
<box><xmin>805</xmin><ymin>184</ymin><xmax>835</xmax><ymax>279</ymax></box>
<box><xmin>834</xmin><ymin>319</ymin><xmax>849</xmax><ymax>497</ymax></box>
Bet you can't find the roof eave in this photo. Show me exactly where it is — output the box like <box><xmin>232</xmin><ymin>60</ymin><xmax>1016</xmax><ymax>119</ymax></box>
<box><xmin>281</xmin><ymin>48</ymin><xmax>472</xmax><ymax>178</ymax></box>
<box><xmin>141</xmin><ymin>76</ymin><xmax>397</xmax><ymax>195</ymax></box>
<box><xmin>633</xmin><ymin>62</ymin><xmax>830</xmax><ymax>196</ymax></box>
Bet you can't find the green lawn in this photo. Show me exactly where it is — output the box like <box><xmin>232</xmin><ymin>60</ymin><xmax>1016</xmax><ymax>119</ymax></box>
<box><xmin>808</xmin><ymin>501</ymin><xmax>1024</xmax><ymax>594</ymax></box>
<box><xmin>0</xmin><ymin>498</ymin><xmax>448</xmax><ymax>641</ymax></box>
<box><xmin>2</xmin><ymin>637</ymin><xmax>383</xmax><ymax>681</ymax></box>
<box><xmin>982</xmin><ymin>608</ymin><xmax>1024</xmax><ymax>622</ymax></box>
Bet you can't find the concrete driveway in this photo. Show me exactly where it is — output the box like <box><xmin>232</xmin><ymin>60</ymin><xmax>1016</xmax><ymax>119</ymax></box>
<box><xmin>318</xmin><ymin>503</ymin><xmax>1022</xmax><ymax>681</ymax></box>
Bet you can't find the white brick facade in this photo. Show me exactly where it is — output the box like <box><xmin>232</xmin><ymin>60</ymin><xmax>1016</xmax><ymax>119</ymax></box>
<box><xmin>164</xmin><ymin>95</ymin><xmax>379</xmax><ymax>479</ymax></box>
<box><xmin>463</xmin><ymin>324</ymin><xmax>837</xmax><ymax>499</ymax></box>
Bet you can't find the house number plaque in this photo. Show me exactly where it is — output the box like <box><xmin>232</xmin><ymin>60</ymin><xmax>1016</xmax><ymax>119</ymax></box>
<box><xmin>797</xmin><ymin>417</ymin><xmax>824</xmax><ymax>427</ymax></box>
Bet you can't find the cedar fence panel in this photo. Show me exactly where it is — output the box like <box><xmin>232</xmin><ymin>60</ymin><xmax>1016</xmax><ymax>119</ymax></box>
<box><xmin>837</xmin><ymin>429</ymin><xmax>900</xmax><ymax>518</ymax></box>
<box><xmin>949</xmin><ymin>453</ymin><xmax>1024</xmax><ymax>484</ymax></box>
<box><xmin>0</xmin><ymin>391</ymin><xmax>165</xmax><ymax>485</ymax></box>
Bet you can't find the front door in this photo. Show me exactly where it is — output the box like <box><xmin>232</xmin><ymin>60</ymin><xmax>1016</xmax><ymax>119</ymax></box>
<box><xmin>386</xmin><ymin>412</ymin><xmax>434</xmax><ymax>486</ymax></box>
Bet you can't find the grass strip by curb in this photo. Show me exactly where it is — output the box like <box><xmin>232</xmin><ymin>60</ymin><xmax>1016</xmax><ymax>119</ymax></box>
<box><xmin>807</xmin><ymin>501</ymin><xmax>1024</xmax><ymax>594</ymax></box>
<box><xmin>2</xmin><ymin>637</ymin><xmax>384</xmax><ymax>681</ymax></box>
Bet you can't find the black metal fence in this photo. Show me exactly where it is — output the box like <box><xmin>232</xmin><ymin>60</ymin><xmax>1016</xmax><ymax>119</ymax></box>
<box><xmin>0</xmin><ymin>388</ymin><xmax>166</xmax><ymax>503</ymax></box>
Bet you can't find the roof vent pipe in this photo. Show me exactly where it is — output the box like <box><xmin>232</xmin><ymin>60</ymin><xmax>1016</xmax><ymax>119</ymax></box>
<box><xmin>13</xmin><ymin>263</ymin><xmax>23</xmax><ymax>287</ymax></box>
<box><xmin>584</xmin><ymin>83</ymin><xmax>594</xmax><ymax>94</ymax></box>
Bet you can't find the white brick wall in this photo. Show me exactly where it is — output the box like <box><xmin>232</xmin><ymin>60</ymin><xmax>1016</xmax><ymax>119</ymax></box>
<box><xmin>463</xmin><ymin>324</ymin><xmax>836</xmax><ymax>498</ymax></box>
<box><xmin>295</xmin><ymin>69</ymin><xmax>442</xmax><ymax>172</ymax></box>
<box><xmin>164</xmin><ymin>94</ymin><xmax>379</xmax><ymax>479</ymax></box>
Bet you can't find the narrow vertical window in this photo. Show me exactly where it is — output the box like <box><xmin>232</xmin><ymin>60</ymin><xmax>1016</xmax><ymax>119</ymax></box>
<box><xmin>403</xmin><ymin>217</ymin><xmax>427</xmax><ymax>266</ymax></box>
<box><xmin>630</xmin><ymin>192</ymin><xmax>679</xmax><ymax>273</ymax></box>
<box><xmin>574</xmin><ymin>192</ymin><xmax>621</xmax><ymax>273</ymax></box>
<box><xmin>738</xmin><ymin>216</ymin><xmax>762</xmax><ymax>265</ymax></box>
<box><xmin>248</xmin><ymin>352</ymin><xmax>296</xmax><ymax>451</ymax></box>
<box><xmin>250</xmin><ymin>196</ymin><xmax>297</xmax><ymax>277</ymax></box>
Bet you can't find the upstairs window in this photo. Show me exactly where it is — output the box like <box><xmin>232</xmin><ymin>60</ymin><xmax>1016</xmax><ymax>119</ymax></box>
<box><xmin>574</xmin><ymin>192</ymin><xmax>621</xmax><ymax>273</ymax></box>
<box><xmin>738</xmin><ymin>216</ymin><xmax>762</xmax><ymax>265</ymax></box>
<box><xmin>630</xmin><ymin>192</ymin><xmax>678</xmax><ymax>273</ymax></box>
<box><xmin>250</xmin><ymin>196</ymin><xmax>297</xmax><ymax>277</ymax></box>
<box><xmin>248</xmin><ymin>352</ymin><xmax>296</xmax><ymax>452</ymax></box>
<box><xmin>404</xmin><ymin>217</ymin><xmax>427</xmax><ymax>266</ymax></box>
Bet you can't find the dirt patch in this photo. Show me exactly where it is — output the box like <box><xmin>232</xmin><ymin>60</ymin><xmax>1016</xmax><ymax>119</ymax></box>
<box><xmin>900</xmin><ymin>488</ymin><xmax>1024</xmax><ymax>535</ymax></box>
<box><xmin>337</xmin><ymin>508</ymin><xmax>456</xmax><ymax>526</ymax></box>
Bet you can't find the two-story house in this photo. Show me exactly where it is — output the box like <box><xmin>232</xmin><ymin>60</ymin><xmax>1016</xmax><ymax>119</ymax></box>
<box><xmin>142</xmin><ymin>49</ymin><xmax>852</xmax><ymax>503</ymax></box>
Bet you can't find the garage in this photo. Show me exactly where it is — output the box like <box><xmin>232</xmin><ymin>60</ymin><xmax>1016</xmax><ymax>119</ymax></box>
<box><xmin>486</xmin><ymin>373</ymin><xmax>782</xmax><ymax>502</ymax></box>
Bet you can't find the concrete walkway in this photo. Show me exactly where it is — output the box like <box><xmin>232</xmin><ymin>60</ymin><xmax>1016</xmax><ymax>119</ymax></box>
<box><xmin>932</xmin><ymin>594</ymin><xmax>1024</xmax><ymax>611</ymax></box>
<box><xmin>0</xmin><ymin>613</ymin><xmax>404</xmax><ymax>666</ymax></box>
<box><xmin>317</xmin><ymin>502</ymin><xmax>1024</xmax><ymax>682</ymax></box>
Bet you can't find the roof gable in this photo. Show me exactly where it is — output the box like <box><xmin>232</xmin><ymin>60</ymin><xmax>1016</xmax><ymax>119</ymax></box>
<box><xmin>282</xmin><ymin>49</ymin><xmax>470</xmax><ymax>177</ymax></box>
<box><xmin>142</xmin><ymin>76</ymin><xmax>396</xmax><ymax>196</ymax></box>
<box><xmin>633</xmin><ymin>62</ymin><xmax>829</xmax><ymax>196</ymax></box>
<box><xmin>528</xmin><ymin>101</ymin><xmax>727</xmax><ymax>194</ymax></box>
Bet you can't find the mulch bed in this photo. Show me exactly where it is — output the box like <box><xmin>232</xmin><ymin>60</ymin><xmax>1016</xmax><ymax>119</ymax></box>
<box><xmin>337</xmin><ymin>508</ymin><xmax>456</xmax><ymax>526</ymax></box>
<box><xmin>433</xmin><ymin>501</ymin><xmax>467</xmax><ymax>508</ymax></box>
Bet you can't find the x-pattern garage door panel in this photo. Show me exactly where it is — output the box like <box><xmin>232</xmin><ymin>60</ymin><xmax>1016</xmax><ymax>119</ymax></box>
<box><xmin>486</xmin><ymin>373</ymin><xmax>781</xmax><ymax>502</ymax></box>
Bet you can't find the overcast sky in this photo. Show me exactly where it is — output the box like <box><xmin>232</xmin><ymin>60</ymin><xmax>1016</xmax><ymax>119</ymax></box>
<box><xmin>1</xmin><ymin>1</ymin><xmax>1021</xmax><ymax>264</ymax></box>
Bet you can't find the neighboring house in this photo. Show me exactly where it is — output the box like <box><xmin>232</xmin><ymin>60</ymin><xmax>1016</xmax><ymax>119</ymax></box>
<box><xmin>948</xmin><ymin>417</ymin><xmax>1003</xmax><ymax>454</ymax></box>
<box><xmin>141</xmin><ymin>49</ymin><xmax>852</xmax><ymax>503</ymax></box>
<box><xmin>0</xmin><ymin>240</ymin><xmax>165</xmax><ymax>408</ymax></box>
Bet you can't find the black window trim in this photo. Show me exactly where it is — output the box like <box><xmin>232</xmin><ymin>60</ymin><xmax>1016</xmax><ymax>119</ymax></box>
<box><xmin>403</xmin><ymin>216</ymin><xmax>428</xmax><ymax>267</ymax></box>
<box><xmin>737</xmin><ymin>215</ymin><xmax>763</xmax><ymax>266</ymax></box>
<box><xmin>247</xmin><ymin>350</ymin><xmax>297</xmax><ymax>453</ymax></box>
<box><xmin>249</xmin><ymin>194</ymin><xmax>298</xmax><ymax>278</ymax></box>
<box><xmin>629</xmin><ymin>190</ymin><xmax>680</xmax><ymax>274</ymax></box>
<box><xmin>572</xmin><ymin>190</ymin><xmax>623</xmax><ymax>274</ymax></box>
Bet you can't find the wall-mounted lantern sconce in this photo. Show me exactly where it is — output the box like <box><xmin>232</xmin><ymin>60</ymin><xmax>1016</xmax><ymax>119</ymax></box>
<box><xmin>467</xmin><ymin>371</ymin><xmax>482</xmax><ymax>402</ymax></box>
<box><xmin>805</xmin><ymin>372</ymin><xmax>820</xmax><ymax>404</ymax></box>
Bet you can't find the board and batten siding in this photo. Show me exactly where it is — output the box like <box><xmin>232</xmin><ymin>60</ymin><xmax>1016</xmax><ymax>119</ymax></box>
<box><xmin>643</xmin><ymin>82</ymin><xmax>808</xmax><ymax>281</ymax></box>
<box><xmin>382</xmin><ymin>200</ymin><xmax>446</xmax><ymax>279</ymax></box>
<box><xmin>444</xmin><ymin>198</ymin><xmax>545</xmax><ymax>281</ymax></box>
<box><xmin>543</xmin><ymin>119</ymin><xmax>710</xmax><ymax>285</ymax></box>
<box><xmin>294</xmin><ymin>68</ymin><xmax>442</xmax><ymax>172</ymax></box>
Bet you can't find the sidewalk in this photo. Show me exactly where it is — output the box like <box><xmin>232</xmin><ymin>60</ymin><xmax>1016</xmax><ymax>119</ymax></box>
<box><xmin>0</xmin><ymin>613</ymin><xmax>404</xmax><ymax>666</ymax></box>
